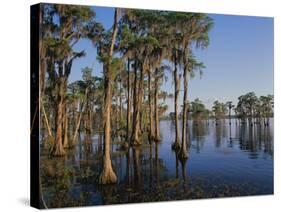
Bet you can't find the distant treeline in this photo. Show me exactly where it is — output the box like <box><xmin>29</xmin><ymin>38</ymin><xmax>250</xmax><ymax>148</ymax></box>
<box><xmin>167</xmin><ymin>92</ymin><xmax>273</xmax><ymax>126</ymax></box>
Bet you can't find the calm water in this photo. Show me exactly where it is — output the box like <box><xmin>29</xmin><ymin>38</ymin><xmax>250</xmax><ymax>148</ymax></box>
<box><xmin>40</xmin><ymin>119</ymin><xmax>273</xmax><ymax>208</ymax></box>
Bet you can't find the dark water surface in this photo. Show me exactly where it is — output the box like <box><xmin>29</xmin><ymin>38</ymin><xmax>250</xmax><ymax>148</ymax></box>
<box><xmin>40</xmin><ymin>119</ymin><xmax>273</xmax><ymax>208</ymax></box>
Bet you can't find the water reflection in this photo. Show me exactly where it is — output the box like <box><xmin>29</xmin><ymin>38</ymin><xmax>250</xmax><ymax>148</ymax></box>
<box><xmin>191</xmin><ymin>121</ymin><xmax>207</xmax><ymax>153</ymax></box>
<box><xmin>40</xmin><ymin>118</ymin><xmax>273</xmax><ymax>208</ymax></box>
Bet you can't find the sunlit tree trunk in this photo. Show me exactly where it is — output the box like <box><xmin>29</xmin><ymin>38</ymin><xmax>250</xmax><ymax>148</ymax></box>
<box><xmin>72</xmin><ymin>92</ymin><xmax>86</xmax><ymax>146</ymax></box>
<box><xmin>63</xmin><ymin>110</ymin><xmax>69</xmax><ymax>148</ymax></box>
<box><xmin>140</xmin><ymin>107</ymin><xmax>143</xmax><ymax>133</ymax></box>
<box><xmin>115</xmin><ymin>89</ymin><xmax>119</xmax><ymax>135</ymax></box>
<box><xmin>72</xmin><ymin>92</ymin><xmax>77</xmax><ymax>134</ymax></box>
<box><xmin>139</xmin><ymin>71</ymin><xmax>145</xmax><ymax>135</ymax></box>
<box><xmin>98</xmin><ymin>8</ymin><xmax>119</xmax><ymax>184</ymax></box>
<box><xmin>145</xmin><ymin>102</ymin><xmax>149</xmax><ymax>133</ymax></box>
<box><xmin>99</xmin><ymin>75</ymin><xmax>117</xmax><ymax>184</ymax></box>
<box><xmin>131</xmin><ymin>60</ymin><xmax>141</xmax><ymax>145</ymax></box>
<box><xmin>40</xmin><ymin>98</ymin><xmax>54</xmax><ymax>146</ymax></box>
<box><xmin>138</xmin><ymin>65</ymin><xmax>145</xmax><ymax>136</ymax></box>
<box><xmin>51</xmin><ymin>76</ymin><xmax>65</xmax><ymax>156</ymax></box>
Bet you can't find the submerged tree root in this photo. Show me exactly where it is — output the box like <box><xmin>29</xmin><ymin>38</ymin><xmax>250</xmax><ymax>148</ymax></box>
<box><xmin>130</xmin><ymin>138</ymin><xmax>142</xmax><ymax>147</ymax></box>
<box><xmin>98</xmin><ymin>166</ymin><xmax>117</xmax><ymax>184</ymax></box>
<box><xmin>154</xmin><ymin>136</ymin><xmax>161</xmax><ymax>143</ymax></box>
<box><xmin>50</xmin><ymin>144</ymin><xmax>66</xmax><ymax>157</ymax></box>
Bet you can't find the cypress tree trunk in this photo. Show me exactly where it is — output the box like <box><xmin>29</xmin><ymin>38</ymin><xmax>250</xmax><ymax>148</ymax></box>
<box><xmin>148</xmin><ymin>70</ymin><xmax>155</xmax><ymax>142</ymax></box>
<box><xmin>131</xmin><ymin>60</ymin><xmax>141</xmax><ymax>145</ymax></box>
<box><xmin>126</xmin><ymin>59</ymin><xmax>131</xmax><ymax>142</ymax></box>
<box><xmin>119</xmin><ymin>80</ymin><xmax>123</xmax><ymax>130</ymax></box>
<box><xmin>51</xmin><ymin>77</ymin><xmax>65</xmax><ymax>156</ymax></box>
<box><xmin>85</xmin><ymin>97</ymin><xmax>91</xmax><ymax>134</ymax></box>
<box><xmin>39</xmin><ymin>7</ymin><xmax>46</xmax><ymax>99</ymax></box>
<box><xmin>72</xmin><ymin>100</ymin><xmax>75</xmax><ymax>134</ymax></box>
<box><xmin>116</xmin><ymin>89</ymin><xmax>119</xmax><ymax>136</ymax></box>
<box><xmin>72</xmin><ymin>88</ymin><xmax>88</xmax><ymax>146</ymax></box>
<box><xmin>40</xmin><ymin>98</ymin><xmax>54</xmax><ymax>145</ymax></box>
<box><xmin>63</xmin><ymin>111</ymin><xmax>69</xmax><ymax>148</ymax></box>
<box><xmin>139</xmin><ymin>69</ymin><xmax>144</xmax><ymax>135</ymax></box>
<box><xmin>98</xmin><ymin>8</ymin><xmax>119</xmax><ymax>184</ymax></box>
<box><xmin>179</xmin><ymin>54</ymin><xmax>189</xmax><ymax>160</ymax></box>
<box><xmin>172</xmin><ymin>51</ymin><xmax>180</xmax><ymax>150</ymax></box>
<box><xmin>154</xmin><ymin>68</ymin><xmax>160</xmax><ymax>142</ymax></box>
<box><xmin>139</xmin><ymin>64</ymin><xmax>145</xmax><ymax>134</ymax></box>
<box><xmin>99</xmin><ymin>75</ymin><xmax>117</xmax><ymax>184</ymax></box>
<box><xmin>89</xmin><ymin>108</ymin><xmax>92</xmax><ymax>134</ymax></box>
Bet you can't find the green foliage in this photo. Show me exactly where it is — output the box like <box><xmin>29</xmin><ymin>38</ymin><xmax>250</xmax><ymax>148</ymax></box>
<box><xmin>61</xmin><ymin>5</ymin><xmax>95</xmax><ymax>21</ymax></box>
<box><xmin>212</xmin><ymin>100</ymin><xmax>227</xmax><ymax>119</ymax></box>
<box><xmin>191</xmin><ymin>98</ymin><xmax>209</xmax><ymax>120</ymax></box>
<box><xmin>109</xmin><ymin>58</ymin><xmax>125</xmax><ymax>80</ymax></box>
<box><xmin>188</xmin><ymin>54</ymin><xmax>205</xmax><ymax>78</ymax></box>
<box><xmin>237</xmin><ymin>92</ymin><xmax>258</xmax><ymax>118</ymax></box>
<box><xmin>82</xmin><ymin>67</ymin><xmax>93</xmax><ymax>83</ymax></box>
<box><xmin>236</xmin><ymin>92</ymin><xmax>273</xmax><ymax>120</ymax></box>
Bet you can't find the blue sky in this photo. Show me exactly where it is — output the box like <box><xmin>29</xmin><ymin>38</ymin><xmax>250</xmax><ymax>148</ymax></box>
<box><xmin>70</xmin><ymin>6</ymin><xmax>274</xmax><ymax>112</ymax></box>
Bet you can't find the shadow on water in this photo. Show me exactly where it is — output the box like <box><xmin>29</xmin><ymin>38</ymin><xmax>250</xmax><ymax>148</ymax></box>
<box><xmin>40</xmin><ymin>118</ymin><xmax>273</xmax><ymax>208</ymax></box>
